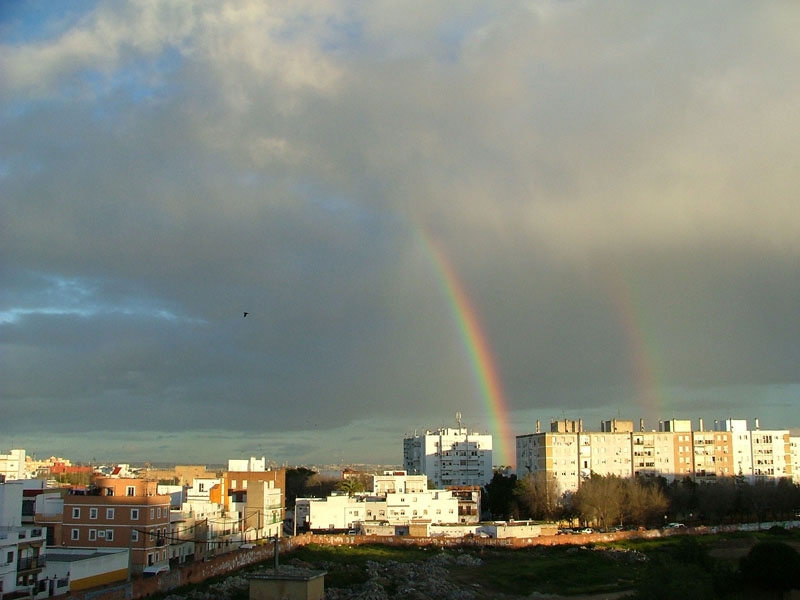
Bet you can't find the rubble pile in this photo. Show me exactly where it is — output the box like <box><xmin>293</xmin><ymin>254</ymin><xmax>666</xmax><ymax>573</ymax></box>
<box><xmin>325</xmin><ymin>552</ymin><xmax>483</xmax><ymax>600</ymax></box>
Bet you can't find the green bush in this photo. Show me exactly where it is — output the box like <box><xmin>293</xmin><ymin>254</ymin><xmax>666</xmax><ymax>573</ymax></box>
<box><xmin>739</xmin><ymin>541</ymin><xmax>800</xmax><ymax>592</ymax></box>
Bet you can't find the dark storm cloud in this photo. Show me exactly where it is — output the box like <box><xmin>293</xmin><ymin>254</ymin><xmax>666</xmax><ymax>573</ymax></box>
<box><xmin>2</xmin><ymin>1</ymin><xmax>799</xmax><ymax>464</ymax></box>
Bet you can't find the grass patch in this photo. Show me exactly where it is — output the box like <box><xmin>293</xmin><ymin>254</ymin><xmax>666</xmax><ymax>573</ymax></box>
<box><xmin>281</xmin><ymin>543</ymin><xmax>433</xmax><ymax>589</ymax></box>
<box><xmin>450</xmin><ymin>546</ymin><xmax>648</xmax><ymax>596</ymax></box>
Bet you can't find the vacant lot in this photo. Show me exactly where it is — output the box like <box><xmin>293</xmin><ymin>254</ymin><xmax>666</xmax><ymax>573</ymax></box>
<box><xmin>154</xmin><ymin>528</ymin><xmax>800</xmax><ymax>600</ymax></box>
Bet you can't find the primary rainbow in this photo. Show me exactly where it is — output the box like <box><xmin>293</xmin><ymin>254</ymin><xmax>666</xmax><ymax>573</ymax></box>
<box><xmin>418</xmin><ymin>230</ymin><xmax>514</xmax><ymax>467</ymax></box>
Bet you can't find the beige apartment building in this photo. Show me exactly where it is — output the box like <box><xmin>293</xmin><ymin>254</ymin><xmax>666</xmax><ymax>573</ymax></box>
<box><xmin>516</xmin><ymin>418</ymin><xmax>794</xmax><ymax>494</ymax></box>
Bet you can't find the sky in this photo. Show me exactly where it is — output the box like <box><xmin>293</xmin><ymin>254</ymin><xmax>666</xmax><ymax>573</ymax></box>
<box><xmin>2</xmin><ymin>1</ymin><xmax>799</xmax><ymax>468</ymax></box>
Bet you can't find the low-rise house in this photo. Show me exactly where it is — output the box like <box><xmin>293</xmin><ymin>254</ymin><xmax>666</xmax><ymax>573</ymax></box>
<box><xmin>295</xmin><ymin>471</ymin><xmax>459</xmax><ymax>534</ymax></box>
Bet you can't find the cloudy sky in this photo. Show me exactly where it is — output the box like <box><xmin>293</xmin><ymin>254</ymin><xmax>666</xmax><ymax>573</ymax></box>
<box><xmin>2</xmin><ymin>1</ymin><xmax>799</xmax><ymax>468</ymax></box>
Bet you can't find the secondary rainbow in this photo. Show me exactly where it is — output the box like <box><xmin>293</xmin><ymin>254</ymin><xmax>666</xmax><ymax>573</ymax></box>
<box><xmin>418</xmin><ymin>230</ymin><xmax>514</xmax><ymax>467</ymax></box>
<box><xmin>603</xmin><ymin>262</ymin><xmax>663</xmax><ymax>421</ymax></box>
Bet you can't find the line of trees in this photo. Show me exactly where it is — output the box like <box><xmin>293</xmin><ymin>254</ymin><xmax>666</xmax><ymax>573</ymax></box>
<box><xmin>485</xmin><ymin>471</ymin><xmax>800</xmax><ymax>528</ymax></box>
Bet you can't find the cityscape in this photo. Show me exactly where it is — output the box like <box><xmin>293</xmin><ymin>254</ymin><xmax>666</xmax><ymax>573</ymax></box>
<box><xmin>2</xmin><ymin>413</ymin><xmax>799</xmax><ymax>597</ymax></box>
<box><xmin>3</xmin><ymin>1</ymin><xmax>800</xmax><ymax>597</ymax></box>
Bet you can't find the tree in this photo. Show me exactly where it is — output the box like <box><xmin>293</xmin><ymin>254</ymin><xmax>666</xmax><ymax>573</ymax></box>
<box><xmin>623</xmin><ymin>477</ymin><xmax>668</xmax><ymax>527</ymax></box>
<box><xmin>696</xmin><ymin>477</ymin><xmax>736</xmax><ymax>523</ymax></box>
<box><xmin>285</xmin><ymin>467</ymin><xmax>317</xmax><ymax>508</ymax></box>
<box><xmin>515</xmin><ymin>472</ymin><xmax>561</xmax><ymax>520</ymax></box>
<box><xmin>336</xmin><ymin>478</ymin><xmax>366</xmax><ymax>497</ymax></box>
<box><xmin>483</xmin><ymin>471</ymin><xmax>518</xmax><ymax>520</ymax></box>
<box><xmin>572</xmin><ymin>473</ymin><xmax>624</xmax><ymax>530</ymax></box>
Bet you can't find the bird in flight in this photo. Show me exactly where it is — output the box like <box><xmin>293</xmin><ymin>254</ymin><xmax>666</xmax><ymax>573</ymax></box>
<box><xmin>243</xmin><ymin>312</ymin><xmax>249</xmax><ymax>318</ymax></box>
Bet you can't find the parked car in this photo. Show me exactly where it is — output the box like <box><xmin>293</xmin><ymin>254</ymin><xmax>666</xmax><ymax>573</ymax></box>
<box><xmin>664</xmin><ymin>522</ymin><xmax>686</xmax><ymax>529</ymax></box>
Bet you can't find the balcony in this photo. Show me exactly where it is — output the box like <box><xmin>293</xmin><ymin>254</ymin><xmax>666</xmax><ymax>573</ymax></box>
<box><xmin>18</xmin><ymin>556</ymin><xmax>46</xmax><ymax>571</ymax></box>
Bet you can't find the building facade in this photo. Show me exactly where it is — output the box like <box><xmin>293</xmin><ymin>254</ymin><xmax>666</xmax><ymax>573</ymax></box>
<box><xmin>1</xmin><ymin>481</ymin><xmax>47</xmax><ymax>598</ymax></box>
<box><xmin>295</xmin><ymin>472</ymin><xmax>460</xmax><ymax>533</ymax></box>
<box><xmin>403</xmin><ymin>425</ymin><xmax>493</xmax><ymax>488</ymax></box>
<box><xmin>60</xmin><ymin>477</ymin><xmax>171</xmax><ymax>574</ymax></box>
<box><xmin>0</xmin><ymin>449</ymin><xmax>27</xmax><ymax>482</ymax></box>
<box><xmin>516</xmin><ymin>417</ymin><xmax>795</xmax><ymax>494</ymax></box>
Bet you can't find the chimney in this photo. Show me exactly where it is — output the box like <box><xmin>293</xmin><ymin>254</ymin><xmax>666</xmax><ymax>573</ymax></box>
<box><xmin>578</xmin><ymin>419</ymin><xmax>583</xmax><ymax>432</ymax></box>
<box><xmin>699</xmin><ymin>418</ymin><xmax>704</xmax><ymax>432</ymax></box>
<box><xmin>755</xmin><ymin>418</ymin><xmax>760</xmax><ymax>430</ymax></box>
<box><xmin>639</xmin><ymin>418</ymin><xmax>645</xmax><ymax>432</ymax></box>
<box><xmin>536</xmin><ymin>420</ymin><xmax>540</xmax><ymax>434</ymax></box>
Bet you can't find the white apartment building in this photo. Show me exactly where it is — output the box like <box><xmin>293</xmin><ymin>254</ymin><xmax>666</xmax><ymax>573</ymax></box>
<box><xmin>1</xmin><ymin>481</ymin><xmax>47</xmax><ymax>599</ymax></box>
<box><xmin>517</xmin><ymin>417</ymin><xmax>796</xmax><ymax>493</ymax></box>
<box><xmin>0</xmin><ymin>449</ymin><xmax>27</xmax><ymax>482</ymax></box>
<box><xmin>723</xmin><ymin>419</ymin><xmax>754</xmax><ymax>478</ymax></box>
<box><xmin>295</xmin><ymin>472</ymin><xmax>460</xmax><ymax>532</ymax></box>
<box><xmin>751</xmin><ymin>429</ymin><xmax>791</xmax><ymax>481</ymax></box>
<box><xmin>403</xmin><ymin>425</ymin><xmax>493</xmax><ymax>488</ymax></box>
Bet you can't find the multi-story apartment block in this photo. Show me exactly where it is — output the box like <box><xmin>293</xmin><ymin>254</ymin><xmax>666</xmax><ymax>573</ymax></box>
<box><xmin>403</xmin><ymin>423</ymin><xmax>493</xmax><ymax>488</ymax></box>
<box><xmin>61</xmin><ymin>477</ymin><xmax>171</xmax><ymax>574</ymax></box>
<box><xmin>219</xmin><ymin>460</ymin><xmax>285</xmax><ymax>543</ymax></box>
<box><xmin>517</xmin><ymin>417</ymin><xmax>796</xmax><ymax>494</ymax></box>
<box><xmin>750</xmin><ymin>428</ymin><xmax>791</xmax><ymax>481</ymax></box>
<box><xmin>691</xmin><ymin>428</ymin><xmax>734</xmax><ymax>483</ymax></box>
<box><xmin>1</xmin><ymin>480</ymin><xmax>47</xmax><ymax>598</ymax></box>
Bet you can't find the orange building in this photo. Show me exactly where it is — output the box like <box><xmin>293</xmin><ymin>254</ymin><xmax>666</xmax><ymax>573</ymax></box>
<box><xmin>62</xmin><ymin>477</ymin><xmax>172</xmax><ymax>573</ymax></box>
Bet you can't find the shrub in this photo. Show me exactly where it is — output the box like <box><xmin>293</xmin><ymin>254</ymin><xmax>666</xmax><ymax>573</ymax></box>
<box><xmin>739</xmin><ymin>541</ymin><xmax>800</xmax><ymax>592</ymax></box>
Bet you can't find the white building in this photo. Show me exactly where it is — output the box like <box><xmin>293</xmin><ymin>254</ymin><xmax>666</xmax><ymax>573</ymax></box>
<box><xmin>228</xmin><ymin>457</ymin><xmax>266</xmax><ymax>472</ymax></box>
<box><xmin>1</xmin><ymin>481</ymin><xmax>48</xmax><ymax>598</ymax></box>
<box><xmin>186</xmin><ymin>477</ymin><xmax>222</xmax><ymax>504</ymax></box>
<box><xmin>0</xmin><ymin>449</ymin><xmax>27</xmax><ymax>482</ymax></box>
<box><xmin>403</xmin><ymin>425</ymin><xmax>493</xmax><ymax>488</ymax></box>
<box><xmin>295</xmin><ymin>472</ymin><xmax>460</xmax><ymax>533</ymax></box>
<box><xmin>750</xmin><ymin>427</ymin><xmax>791</xmax><ymax>482</ymax></box>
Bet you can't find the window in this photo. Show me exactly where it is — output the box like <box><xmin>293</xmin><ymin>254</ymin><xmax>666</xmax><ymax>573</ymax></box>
<box><xmin>71</xmin><ymin>529</ymin><xmax>79</xmax><ymax>541</ymax></box>
<box><xmin>126</xmin><ymin>486</ymin><xmax>135</xmax><ymax>497</ymax></box>
<box><xmin>8</xmin><ymin>550</ymin><xmax>14</xmax><ymax>564</ymax></box>
<box><xmin>89</xmin><ymin>529</ymin><xmax>97</xmax><ymax>541</ymax></box>
<box><xmin>132</xmin><ymin>530</ymin><xmax>139</xmax><ymax>542</ymax></box>
<box><xmin>89</xmin><ymin>508</ymin><xmax>98</xmax><ymax>519</ymax></box>
<box><xmin>157</xmin><ymin>508</ymin><xmax>161</xmax><ymax>518</ymax></box>
<box><xmin>106</xmin><ymin>508</ymin><xmax>115</xmax><ymax>520</ymax></box>
<box><xmin>150</xmin><ymin>508</ymin><xmax>155</xmax><ymax>519</ymax></box>
<box><xmin>72</xmin><ymin>508</ymin><xmax>80</xmax><ymax>519</ymax></box>
<box><xmin>131</xmin><ymin>509</ymin><xmax>139</xmax><ymax>520</ymax></box>
<box><xmin>106</xmin><ymin>530</ymin><xmax>114</xmax><ymax>541</ymax></box>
